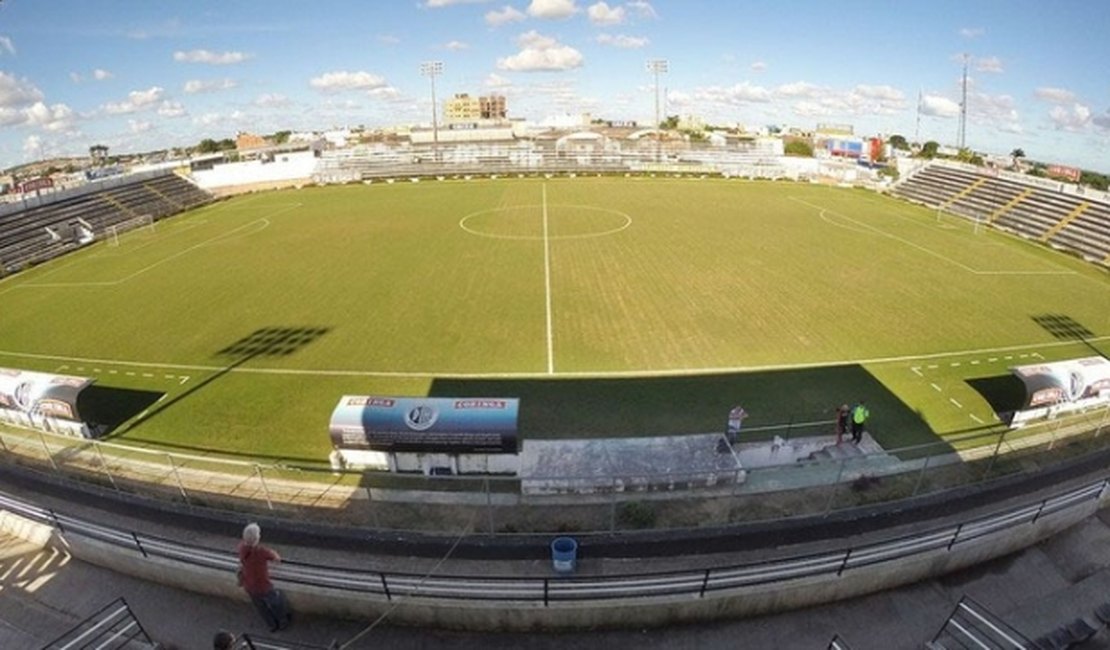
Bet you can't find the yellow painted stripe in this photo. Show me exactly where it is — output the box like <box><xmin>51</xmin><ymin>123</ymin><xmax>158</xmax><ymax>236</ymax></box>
<box><xmin>989</xmin><ymin>188</ymin><xmax>1033</xmax><ymax>223</ymax></box>
<box><xmin>1042</xmin><ymin>201</ymin><xmax>1089</xmax><ymax>242</ymax></box>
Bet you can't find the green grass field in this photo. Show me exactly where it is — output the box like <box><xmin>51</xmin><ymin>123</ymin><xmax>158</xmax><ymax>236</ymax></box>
<box><xmin>0</xmin><ymin>177</ymin><xmax>1107</xmax><ymax>462</ymax></box>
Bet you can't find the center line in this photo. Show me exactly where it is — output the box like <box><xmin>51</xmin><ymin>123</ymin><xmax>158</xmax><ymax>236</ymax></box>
<box><xmin>542</xmin><ymin>183</ymin><xmax>554</xmax><ymax>374</ymax></box>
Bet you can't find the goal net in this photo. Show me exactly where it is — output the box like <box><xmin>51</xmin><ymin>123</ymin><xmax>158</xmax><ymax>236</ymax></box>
<box><xmin>105</xmin><ymin>215</ymin><xmax>155</xmax><ymax>247</ymax></box>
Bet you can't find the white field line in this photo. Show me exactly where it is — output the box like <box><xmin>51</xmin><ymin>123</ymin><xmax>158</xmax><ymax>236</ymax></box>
<box><xmin>16</xmin><ymin>216</ymin><xmax>274</xmax><ymax>288</ymax></box>
<box><xmin>0</xmin><ymin>335</ymin><xmax>1106</xmax><ymax>380</ymax></box>
<box><xmin>542</xmin><ymin>183</ymin><xmax>555</xmax><ymax>374</ymax></box>
<box><xmin>790</xmin><ymin>197</ymin><xmax>1075</xmax><ymax>276</ymax></box>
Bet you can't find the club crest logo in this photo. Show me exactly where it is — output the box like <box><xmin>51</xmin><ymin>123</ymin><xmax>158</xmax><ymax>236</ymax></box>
<box><xmin>13</xmin><ymin>381</ymin><xmax>34</xmax><ymax>411</ymax></box>
<box><xmin>404</xmin><ymin>404</ymin><xmax>439</xmax><ymax>431</ymax></box>
<box><xmin>1069</xmin><ymin>371</ymin><xmax>1085</xmax><ymax>401</ymax></box>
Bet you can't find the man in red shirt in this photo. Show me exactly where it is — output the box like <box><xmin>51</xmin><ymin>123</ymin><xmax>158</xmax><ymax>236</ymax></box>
<box><xmin>238</xmin><ymin>523</ymin><xmax>292</xmax><ymax>632</ymax></box>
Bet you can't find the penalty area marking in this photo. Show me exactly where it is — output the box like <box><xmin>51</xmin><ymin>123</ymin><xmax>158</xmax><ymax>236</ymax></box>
<box><xmin>459</xmin><ymin>204</ymin><xmax>632</xmax><ymax>241</ymax></box>
<box><xmin>789</xmin><ymin>196</ymin><xmax>1076</xmax><ymax>276</ymax></box>
<box><xmin>1</xmin><ymin>335</ymin><xmax>1107</xmax><ymax>381</ymax></box>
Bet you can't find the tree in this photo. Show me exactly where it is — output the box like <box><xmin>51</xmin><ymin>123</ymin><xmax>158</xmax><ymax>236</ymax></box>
<box><xmin>1010</xmin><ymin>148</ymin><xmax>1025</xmax><ymax>159</ymax></box>
<box><xmin>271</xmin><ymin>130</ymin><xmax>291</xmax><ymax>145</ymax></box>
<box><xmin>659</xmin><ymin>115</ymin><xmax>679</xmax><ymax>130</ymax></box>
<box><xmin>919</xmin><ymin>141</ymin><xmax>939</xmax><ymax>159</ymax></box>
<box><xmin>783</xmin><ymin>140</ymin><xmax>814</xmax><ymax>157</ymax></box>
<box><xmin>196</xmin><ymin>138</ymin><xmax>221</xmax><ymax>154</ymax></box>
<box><xmin>888</xmin><ymin>134</ymin><xmax>909</xmax><ymax>151</ymax></box>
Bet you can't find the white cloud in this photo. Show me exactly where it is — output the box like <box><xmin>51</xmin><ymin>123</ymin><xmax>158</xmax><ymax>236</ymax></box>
<box><xmin>750</xmin><ymin>61</ymin><xmax>766</xmax><ymax>72</ymax></box>
<box><xmin>157</xmin><ymin>100</ymin><xmax>187</xmax><ymax>118</ymax></box>
<box><xmin>377</xmin><ymin>34</ymin><xmax>401</xmax><ymax>45</ymax></box>
<box><xmin>968</xmin><ymin>91</ymin><xmax>1020</xmax><ymax>132</ymax></box>
<box><xmin>102</xmin><ymin>87</ymin><xmax>165</xmax><ymax>114</ymax></box>
<box><xmin>183</xmin><ymin>78</ymin><xmax>238</xmax><ymax>94</ymax></box>
<box><xmin>587</xmin><ymin>2</ymin><xmax>625</xmax><ymax>25</ymax></box>
<box><xmin>368</xmin><ymin>86</ymin><xmax>402</xmax><ymax>100</ymax></box>
<box><xmin>485</xmin><ymin>73</ymin><xmax>513</xmax><ymax>88</ymax></box>
<box><xmin>309</xmin><ymin>70</ymin><xmax>389</xmax><ymax>93</ymax></box>
<box><xmin>1092</xmin><ymin>110</ymin><xmax>1110</xmax><ymax>131</ymax></box>
<box><xmin>173</xmin><ymin>49</ymin><xmax>251</xmax><ymax>65</ymax></box>
<box><xmin>486</xmin><ymin>5</ymin><xmax>527</xmax><ymax>27</ymax></box>
<box><xmin>1049</xmin><ymin>103</ymin><xmax>1091</xmax><ymax>131</ymax></box>
<box><xmin>444</xmin><ymin>40</ymin><xmax>470</xmax><ymax>51</ymax></box>
<box><xmin>1035</xmin><ymin>87</ymin><xmax>1075</xmax><ymax>104</ymax></box>
<box><xmin>0</xmin><ymin>36</ymin><xmax>15</xmax><ymax>56</ymax></box>
<box><xmin>775</xmin><ymin>81</ymin><xmax>820</xmax><ymax>98</ymax></box>
<box><xmin>92</xmin><ymin>69</ymin><xmax>113</xmax><ymax>81</ymax></box>
<box><xmin>920</xmin><ymin>94</ymin><xmax>960</xmax><ymax>118</ymax></box>
<box><xmin>22</xmin><ymin>134</ymin><xmax>41</xmax><ymax>157</ymax></box>
<box><xmin>596</xmin><ymin>33</ymin><xmax>648</xmax><ymax>48</ymax></box>
<box><xmin>254</xmin><ymin>93</ymin><xmax>291</xmax><ymax>108</ymax></box>
<box><xmin>24</xmin><ymin>102</ymin><xmax>77</xmax><ymax>132</ymax></box>
<box><xmin>626</xmin><ymin>0</ymin><xmax>657</xmax><ymax>18</ymax></box>
<box><xmin>193</xmin><ymin>112</ymin><xmax>224</xmax><ymax>127</ymax></box>
<box><xmin>498</xmin><ymin>30</ymin><xmax>584</xmax><ymax>71</ymax></box>
<box><xmin>0</xmin><ymin>72</ymin><xmax>45</xmax><ymax>109</ymax></box>
<box><xmin>693</xmin><ymin>82</ymin><xmax>773</xmax><ymax>105</ymax></box>
<box><xmin>69</xmin><ymin>72</ymin><xmax>82</xmax><ymax>84</ymax></box>
<box><xmin>528</xmin><ymin>0</ymin><xmax>579</xmax><ymax>19</ymax></box>
<box><xmin>975</xmin><ymin>56</ymin><xmax>1004</xmax><ymax>73</ymax></box>
<box><xmin>128</xmin><ymin>119</ymin><xmax>152</xmax><ymax>134</ymax></box>
<box><xmin>959</xmin><ymin>27</ymin><xmax>984</xmax><ymax>38</ymax></box>
<box><xmin>424</xmin><ymin>0</ymin><xmax>493</xmax><ymax>5</ymax></box>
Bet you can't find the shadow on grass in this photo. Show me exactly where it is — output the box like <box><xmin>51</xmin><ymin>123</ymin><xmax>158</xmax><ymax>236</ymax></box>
<box><xmin>430</xmin><ymin>364</ymin><xmax>941</xmax><ymax>450</ymax></box>
<box><xmin>77</xmin><ymin>385</ymin><xmax>163</xmax><ymax>434</ymax></box>
<box><xmin>114</xmin><ymin>326</ymin><xmax>331</xmax><ymax>450</ymax></box>
<box><xmin>1032</xmin><ymin>313</ymin><xmax>1107</xmax><ymax>359</ymax></box>
<box><xmin>966</xmin><ymin>374</ymin><xmax>1026</xmax><ymax>425</ymax></box>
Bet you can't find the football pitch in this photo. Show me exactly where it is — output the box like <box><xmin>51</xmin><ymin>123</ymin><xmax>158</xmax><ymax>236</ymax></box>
<box><xmin>0</xmin><ymin>177</ymin><xmax>1107</xmax><ymax>462</ymax></box>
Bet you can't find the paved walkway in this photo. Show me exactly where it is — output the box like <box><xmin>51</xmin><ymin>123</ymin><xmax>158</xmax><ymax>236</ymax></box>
<box><xmin>5</xmin><ymin>510</ymin><xmax>1110</xmax><ymax>649</ymax></box>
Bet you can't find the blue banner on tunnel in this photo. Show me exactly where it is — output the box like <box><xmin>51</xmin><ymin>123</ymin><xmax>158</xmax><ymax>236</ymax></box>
<box><xmin>329</xmin><ymin>396</ymin><xmax>519</xmax><ymax>453</ymax></box>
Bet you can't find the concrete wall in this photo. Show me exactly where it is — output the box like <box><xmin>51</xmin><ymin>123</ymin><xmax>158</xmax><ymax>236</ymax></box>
<box><xmin>1</xmin><ymin>495</ymin><xmax>1100</xmax><ymax>631</ymax></box>
<box><xmin>191</xmin><ymin>151</ymin><xmax>319</xmax><ymax>193</ymax></box>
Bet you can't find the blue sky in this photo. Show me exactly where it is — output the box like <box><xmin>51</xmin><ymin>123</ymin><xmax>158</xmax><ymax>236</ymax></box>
<box><xmin>0</xmin><ymin>0</ymin><xmax>1108</xmax><ymax>171</ymax></box>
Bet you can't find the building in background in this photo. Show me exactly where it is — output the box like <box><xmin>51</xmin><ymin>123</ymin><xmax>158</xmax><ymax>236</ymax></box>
<box><xmin>445</xmin><ymin>93</ymin><xmax>507</xmax><ymax>124</ymax></box>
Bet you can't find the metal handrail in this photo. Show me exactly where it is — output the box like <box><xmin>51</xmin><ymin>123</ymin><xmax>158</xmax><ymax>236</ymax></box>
<box><xmin>2</xmin><ymin>478</ymin><xmax>1105</xmax><ymax>606</ymax></box>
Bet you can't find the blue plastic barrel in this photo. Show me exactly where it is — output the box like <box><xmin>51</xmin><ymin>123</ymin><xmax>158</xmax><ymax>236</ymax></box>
<box><xmin>551</xmin><ymin>536</ymin><xmax>578</xmax><ymax>574</ymax></box>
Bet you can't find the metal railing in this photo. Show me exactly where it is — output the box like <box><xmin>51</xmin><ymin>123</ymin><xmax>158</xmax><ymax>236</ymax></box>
<box><xmin>40</xmin><ymin>597</ymin><xmax>156</xmax><ymax>650</ymax></box>
<box><xmin>2</xmin><ymin>479</ymin><xmax>1105</xmax><ymax>607</ymax></box>
<box><xmin>928</xmin><ymin>595</ymin><xmax>1032</xmax><ymax>649</ymax></box>
<box><xmin>1</xmin><ymin>403</ymin><xmax>1109</xmax><ymax>535</ymax></box>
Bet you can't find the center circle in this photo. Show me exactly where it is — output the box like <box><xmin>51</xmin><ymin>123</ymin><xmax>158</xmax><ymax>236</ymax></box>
<box><xmin>459</xmin><ymin>204</ymin><xmax>632</xmax><ymax>240</ymax></box>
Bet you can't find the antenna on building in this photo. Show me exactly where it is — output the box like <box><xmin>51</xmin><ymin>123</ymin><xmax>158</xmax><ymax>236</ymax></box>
<box><xmin>958</xmin><ymin>54</ymin><xmax>968</xmax><ymax>149</ymax></box>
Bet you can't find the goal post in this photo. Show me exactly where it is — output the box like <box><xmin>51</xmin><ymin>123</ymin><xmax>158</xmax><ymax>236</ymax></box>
<box><xmin>106</xmin><ymin>214</ymin><xmax>155</xmax><ymax>247</ymax></box>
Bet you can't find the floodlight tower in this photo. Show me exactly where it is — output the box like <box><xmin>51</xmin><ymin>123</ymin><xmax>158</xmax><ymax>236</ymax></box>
<box><xmin>646</xmin><ymin>59</ymin><xmax>668</xmax><ymax>161</ymax></box>
<box><xmin>420</xmin><ymin>60</ymin><xmax>443</xmax><ymax>161</ymax></box>
<box><xmin>958</xmin><ymin>54</ymin><xmax>968</xmax><ymax>150</ymax></box>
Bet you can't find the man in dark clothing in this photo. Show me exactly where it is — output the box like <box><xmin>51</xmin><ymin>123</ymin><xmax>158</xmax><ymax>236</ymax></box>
<box><xmin>834</xmin><ymin>404</ymin><xmax>850</xmax><ymax>444</ymax></box>
<box><xmin>238</xmin><ymin>523</ymin><xmax>292</xmax><ymax>632</ymax></box>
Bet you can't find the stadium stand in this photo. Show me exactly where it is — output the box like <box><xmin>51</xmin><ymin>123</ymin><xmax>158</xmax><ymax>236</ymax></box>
<box><xmin>892</xmin><ymin>163</ymin><xmax>1110</xmax><ymax>265</ymax></box>
<box><xmin>0</xmin><ymin>172</ymin><xmax>211</xmax><ymax>273</ymax></box>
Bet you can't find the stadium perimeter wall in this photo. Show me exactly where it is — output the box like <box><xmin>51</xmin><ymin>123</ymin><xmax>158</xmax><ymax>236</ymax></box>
<box><xmin>191</xmin><ymin>151</ymin><xmax>318</xmax><ymax>195</ymax></box>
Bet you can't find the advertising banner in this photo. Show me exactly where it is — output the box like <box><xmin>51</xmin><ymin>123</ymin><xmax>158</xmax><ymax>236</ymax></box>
<box><xmin>1009</xmin><ymin>357</ymin><xmax>1110</xmax><ymax>426</ymax></box>
<box><xmin>1046</xmin><ymin>164</ymin><xmax>1081</xmax><ymax>183</ymax></box>
<box><xmin>0</xmin><ymin>367</ymin><xmax>94</xmax><ymax>438</ymax></box>
<box><xmin>18</xmin><ymin>177</ymin><xmax>54</xmax><ymax>194</ymax></box>
<box><xmin>329</xmin><ymin>396</ymin><xmax>519</xmax><ymax>453</ymax></box>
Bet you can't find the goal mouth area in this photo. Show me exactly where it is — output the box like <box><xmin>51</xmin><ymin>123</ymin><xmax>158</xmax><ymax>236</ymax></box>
<box><xmin>105</xmin><ymin>214</ymin><xmax>156</xmax><ymax>246</ymax></box>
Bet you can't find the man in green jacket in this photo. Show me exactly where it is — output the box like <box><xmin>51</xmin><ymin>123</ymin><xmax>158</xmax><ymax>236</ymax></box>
<box><xmin>851</xmin><ymin>401</ymin><xmax>869</xmax><ymax>444</ymax></box>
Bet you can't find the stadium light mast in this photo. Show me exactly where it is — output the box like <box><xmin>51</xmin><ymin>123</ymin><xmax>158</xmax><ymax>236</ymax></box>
<box><xmin>420</xmin><ymin>60</ymin><xmax>443</xmax><ymax>161</ymax></box>
<box><xmin>958</xmin><ymin>54</ymin><xmax>968</xmax><ymax>150</ymax></box>
<box><xmin>646</xmin><ymin>59</ymin><xmax>668</xmax><ymax>161</ymax></box>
